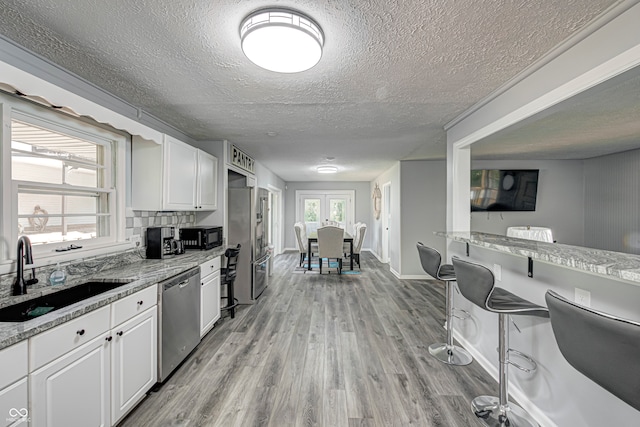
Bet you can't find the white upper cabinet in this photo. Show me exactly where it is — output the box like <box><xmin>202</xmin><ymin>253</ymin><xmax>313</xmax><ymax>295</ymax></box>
<box><xmin>197</xmin><ymin>149</ymin><xmax>218</xmax><ymax>210</ymax></box>
<box><xmin>163</xmin><ymin>135</ymin><xmax>198</xmax><ymax>210</ymax></box>
<box><xmin>132</xmin><ymin>135</ymin><xmax>218</xmax><ymax>211</ymax></box>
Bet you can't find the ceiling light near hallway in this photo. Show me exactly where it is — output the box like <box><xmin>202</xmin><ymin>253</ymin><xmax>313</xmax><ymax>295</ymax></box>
<box><xmin>317</xmin><ymin>165</ymin><xmax>337</xmax><ymax>174</ymax></box>
<box><xmin>240</xmin><ymin>8</ymin><xmax>324</xmax><ymax>73</ymax></box>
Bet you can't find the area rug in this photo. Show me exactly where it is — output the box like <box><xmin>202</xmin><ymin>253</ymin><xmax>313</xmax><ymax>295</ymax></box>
<box><xmin>293</xmin><ymin>261</ymin><xmax>361</xmax><ymax>275</ymax></box>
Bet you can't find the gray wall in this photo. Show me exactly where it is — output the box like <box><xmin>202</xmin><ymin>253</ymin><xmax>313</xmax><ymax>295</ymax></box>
<box><xmin>470</xmin><ymin>159</ymin><xmax>585</xmax><ymax>246</ymax></box>
<box><xmin>284</xmin><ymin>181</ymin><xmax>372</xmax><ymax>250</ymax></box>
<box><xmin>400</xmin><ymin>160</ymin><xmax>447</xmax><ymax>277</ymax></box>
<box><xmin>584</xmin><ymin>148</ymin><xmax>640</xmax><ymax>254</ymax></box>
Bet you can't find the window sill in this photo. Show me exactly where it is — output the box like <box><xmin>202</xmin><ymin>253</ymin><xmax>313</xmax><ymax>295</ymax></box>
<box><xmin>0</xmin><ymin>241</ymin><xmax>135</xmax><ymax>275</ymax></box>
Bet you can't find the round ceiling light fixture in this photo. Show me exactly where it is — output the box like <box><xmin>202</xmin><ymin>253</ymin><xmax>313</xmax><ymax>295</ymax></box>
<box><xmin>317</xmin><ymin>165</ymin><xmax>338</xmax><ymax>174</ymax></box>
<box><xmin>240</xmin><ymin>8</ymin><xmax>324</xmax><ymax>73</ymax></box>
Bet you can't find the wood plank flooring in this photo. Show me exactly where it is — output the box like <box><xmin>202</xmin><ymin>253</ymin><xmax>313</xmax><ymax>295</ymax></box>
<box><xmin>118</xmin><ymin>252</ymin><xmax>495</xmax><ymax>427</ymax></box>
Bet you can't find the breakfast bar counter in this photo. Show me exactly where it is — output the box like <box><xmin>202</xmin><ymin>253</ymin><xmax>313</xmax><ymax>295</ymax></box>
<box><xmin>436</xmin><ymin>231</ymin><xmax>640</xmax><ymax>285</ymax></box>
<box><xmin>435</xmin><ymin>231</ymin><xmax>640</xmax><ymax>427</ymax></box>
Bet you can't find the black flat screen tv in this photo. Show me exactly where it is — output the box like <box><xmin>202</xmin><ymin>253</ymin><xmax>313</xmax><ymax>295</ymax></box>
<box><xmin>470</xmin><ymin>169</ymin><xmax>539</xmax><ymax>212</ymax></box>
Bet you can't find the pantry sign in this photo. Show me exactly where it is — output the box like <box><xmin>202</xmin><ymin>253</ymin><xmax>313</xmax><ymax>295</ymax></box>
<box><xmin>230</xmin><ymin>144</ymin><xmax>255</xmax><ymax>174</ymax></box>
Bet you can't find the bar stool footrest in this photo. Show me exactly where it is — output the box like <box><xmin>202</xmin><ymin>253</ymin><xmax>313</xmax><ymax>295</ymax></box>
<box><xmin>472</xmin><ymin>395</ymin><xmax>539</xmax><ymax>427</ymax></box>
<box><xmin>452</xmin><ymin>308</ymin><xmax>471</xmax><ymax>320</ymax></box>
<box><xmin>428</xmin><ymin>343</ymin><xmax>473</xmax><ymax>366</ymax></box>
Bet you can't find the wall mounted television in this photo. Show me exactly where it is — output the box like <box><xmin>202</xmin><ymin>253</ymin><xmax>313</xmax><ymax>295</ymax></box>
<box><xmin>470</xmin><ymin>169</ymin><xmax>539</xmax><ymax>212</ymax></box>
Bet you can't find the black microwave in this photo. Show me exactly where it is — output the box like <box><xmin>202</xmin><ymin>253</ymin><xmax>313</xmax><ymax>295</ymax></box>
<box><xmin>179</xmin><ymin>227</ymin><xmax>223</xmax><ymax>250</ymax></box>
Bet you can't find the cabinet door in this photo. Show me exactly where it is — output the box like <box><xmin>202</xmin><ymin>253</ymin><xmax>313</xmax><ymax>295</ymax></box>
<box><xmin>163</xmin><ymin>135</ymin><xmax>198</xmax><ymax>210</ymax></box>
<box><xmin>30</xmin><ymin>335</ymin><xmax>111</xmax><ymax>427</ymax></box>
<box><xmin>200</xmin><ymin>271</ymin><xmax>221</xmax><ymax>337</ymax></box>
<box><xmin>196</xmin><ymin>150</ymin><xmax>218</xmax><ymax>210</ymax></box>
<box><xmin>111</xmin><ymin>307</ymin><xmax>158</xmax><ymax>424</ymax></box>
<box><xmin>0</xmin><ymin>378</ymin><xmax>28</xmax><ymax>427</ymax></box>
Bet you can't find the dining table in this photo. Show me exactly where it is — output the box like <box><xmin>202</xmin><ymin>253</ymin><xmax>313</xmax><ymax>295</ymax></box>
<box><xmin>307</xmin><ymin>231</ymin><xmax>354</xmax><ymax>271</ymax></box>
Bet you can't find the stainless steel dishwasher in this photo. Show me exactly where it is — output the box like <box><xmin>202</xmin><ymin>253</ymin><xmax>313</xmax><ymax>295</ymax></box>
<box><xmin>157</xmin><ymin>267</ymin><xmax>201</xmax><ymax>382</ymax></box>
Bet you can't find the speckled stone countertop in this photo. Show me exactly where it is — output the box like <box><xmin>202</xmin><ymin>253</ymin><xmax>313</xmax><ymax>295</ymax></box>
<box><xmin>0</xmin><ymin>246</ymin><xmax>226</xmax><ymax>350</ymax></box>
<box><xmin>437</xmin><ymin>231</ymin><xmax>640</xmax><ymax>285</ymax></box>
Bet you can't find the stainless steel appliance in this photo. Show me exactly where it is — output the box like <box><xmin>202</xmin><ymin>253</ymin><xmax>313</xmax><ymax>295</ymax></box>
<box><xmin>228</xmin><ymin>186</ymin><xmax>271</xmax><ymax>303</ymax></box>
<box><xmin>179</xmin><ymin>226</ymin><xmax>223</xmax><ymax>250</ymax></box>
<box><xmin>157</xmin><ymin>267</ymin><xmax>200</xmax><ymax>382</ymax></box>
<box><xmin>146</xmin><ymin>226</ymin><xmax>177</xmax><ymax>259</ymax></box>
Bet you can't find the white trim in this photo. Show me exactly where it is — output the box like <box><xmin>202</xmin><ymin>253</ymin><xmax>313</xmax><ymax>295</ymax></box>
<box><xmin>453</xmin><ymin>330</ymin><xmax>558</xmax><ymax>427</ymax></box>
<box><xmin>0</xmin><ymin>59</ymin><xmax>163</xmax><ymax>145</ymax></box>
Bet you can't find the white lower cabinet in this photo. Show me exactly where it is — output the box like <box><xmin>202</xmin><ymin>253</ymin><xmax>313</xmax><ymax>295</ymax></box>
<box><xmin>111</xmin><ymin>306</ymin><xmax>157</xmax><ymax>424</ymax></box>
<box><xmin>30</xmin><ymin>334</ymin><xmax>111</xmax><ymax>427</ymax></box>
<box><xmin>200</xmin><ymin>257</ymin><xmax>221</xmax><ymax>338</ymax></box>
<box><xmin>0</xmin><ymin>341</ymin><xmax>28</xmax><ymax>427</ymax></box>
<box><xmin>27</xmin><ymin>285</ymin><xmax>158</xmax><ymax>427</ymax></box>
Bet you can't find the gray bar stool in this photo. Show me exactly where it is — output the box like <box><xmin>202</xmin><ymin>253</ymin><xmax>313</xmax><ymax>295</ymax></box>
<box><xmin>545</xmin><ymin>290</ymin><xmax>640</xmax><ymax>412</ymax></box>
<box><xmin>452</xmin><ymin>257</ymin><xmax>549</xmax><ymax>427</ymax></box>
<box><xmin>416</xmin><ymin>243</ymin><xmax>472</xmax><ymax>366</ymax></box>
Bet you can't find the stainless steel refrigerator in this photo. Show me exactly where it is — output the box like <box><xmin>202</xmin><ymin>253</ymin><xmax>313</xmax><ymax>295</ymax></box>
<box><xmin>228</xmin><ymin>186</ymin><xmax>270</xmax><ymax>304</ymax></box>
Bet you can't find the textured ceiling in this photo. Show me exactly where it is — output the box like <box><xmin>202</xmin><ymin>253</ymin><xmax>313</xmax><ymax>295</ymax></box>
<box><xmin>472</xmin><ymin>64</ymin><xmax>640</xmax><ymax>160</ymax></box>
<box><xmin>0</xmin><ymin>0</ymin><xmax>620</xmax><ymax>181</ymax></box>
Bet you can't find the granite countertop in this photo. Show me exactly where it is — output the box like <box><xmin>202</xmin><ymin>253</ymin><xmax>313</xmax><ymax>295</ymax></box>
<box><xmin>0</xmin><ymin>246</ymin><xmax>227</xmax><ymax>350</ymax></box>
<box><xmin>437</xmin><ymin>231</ymin><xmax>640</xmax><ymax>285</ymax></box>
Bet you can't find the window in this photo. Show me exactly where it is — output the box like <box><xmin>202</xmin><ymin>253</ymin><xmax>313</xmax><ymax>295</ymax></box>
<box><xmin>296</xmin><ymin>190</ymin><xmax>354</xmax><ymax>234</ymax></box>
<box><xmin>1</xmin><ymin>94</ymin><xmax>126</xmax><ymax>264</ymax></box>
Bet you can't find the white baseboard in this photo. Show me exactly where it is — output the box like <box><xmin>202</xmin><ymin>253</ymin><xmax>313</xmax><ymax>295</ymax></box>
<box><xmin>453</xmin><ymin>331</ymin><xmax>558</xmax><ymax>427</ymax></box>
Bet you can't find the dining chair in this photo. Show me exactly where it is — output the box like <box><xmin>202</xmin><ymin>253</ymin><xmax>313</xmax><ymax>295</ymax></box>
<box><xmin>317</xmin><ymin>225</ymin><xmax>344</xmax><ymax>274</ymax></box>
<box><xmin>349</xmin><ymin>223</ymin><xmax>366</xmax><ymax>268</ymax></box>
<box><xmin>294</xmin><ymin>222</ymin><xmax>307</xmax><ymax>267</ymax></box>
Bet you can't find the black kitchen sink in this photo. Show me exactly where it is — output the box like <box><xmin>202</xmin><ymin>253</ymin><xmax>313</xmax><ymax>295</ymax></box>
<box><xmin>0</xmin><ymin>280</ymin><xmax>133</xmax><ymax>322</ymax></box>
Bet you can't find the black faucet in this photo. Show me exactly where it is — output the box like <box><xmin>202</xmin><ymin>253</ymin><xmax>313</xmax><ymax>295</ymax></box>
<box><xmin>12</xmin><ymin>236</ymin><xmax>39</xmax><ymax>296</ymax></box>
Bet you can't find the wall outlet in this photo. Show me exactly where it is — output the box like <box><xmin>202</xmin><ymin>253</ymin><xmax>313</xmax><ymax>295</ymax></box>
<box><xmin>130</xmin><ymin>235</ymin><xmax>142</xmax><ymax>247</ymax></box>
<box><xmin>493</xmin><ymin>263</ymin><xmax>502</xmax><ymax>281</ymax></box>
<box><xmin>574</xmin><ymin>288</ymin><xmax>591</xmax><ymax>307</ymax></box>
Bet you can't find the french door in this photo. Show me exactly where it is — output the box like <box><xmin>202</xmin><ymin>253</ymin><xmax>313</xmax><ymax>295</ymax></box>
<box><xmin>296</xmin><ymin>190</ymin><xmax>354</xmax><ymax>234</ymax></box>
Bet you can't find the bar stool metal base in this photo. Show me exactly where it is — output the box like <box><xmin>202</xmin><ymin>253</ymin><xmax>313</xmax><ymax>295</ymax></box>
<box><xmin>472</xmin><ymin>395</ymin><xmax>538</xmax><ymax>427</ymax></box>
<box><xmin>428</xmin><ymin>343</ymin><xmax>473</xmax><ymax>366</ymax></box>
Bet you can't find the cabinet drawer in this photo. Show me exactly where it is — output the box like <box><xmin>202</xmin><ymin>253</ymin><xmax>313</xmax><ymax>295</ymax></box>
<box><xmin>111</xmin><ymin>285</ymin><xmax>157</xmax><ymax>327</ymax></box>
<box><xmin>0</xmin><ymin>341</ymin><xmax>27</xmax><ymax>388</ymax></box>
<box><xmin>30</xmin><ymin>305</ymin><xmax>110</xmax><ymax>371</ymax></box>
<box><xmin>200</xmin><ymin>256</ymin><xmax>221</xmax><ymax>278</ymax></box>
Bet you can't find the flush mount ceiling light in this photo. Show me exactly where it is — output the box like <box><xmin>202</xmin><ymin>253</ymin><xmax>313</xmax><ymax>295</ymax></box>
<box><xmin>317</xmin><ymin>165</ymin><xmax>338</xmax><ymax>174</ymax></box>
<box><xmin>240</xmin><ymin>8</ymin><xmax>324</xmax><ymax>73</ymax></box>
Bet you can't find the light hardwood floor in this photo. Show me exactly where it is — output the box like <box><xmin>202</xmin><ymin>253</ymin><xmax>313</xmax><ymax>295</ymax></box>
<box><xmin>119</xmin><ymin>251</ymin><xmax>495</xmax><ymax>427</ymax></box>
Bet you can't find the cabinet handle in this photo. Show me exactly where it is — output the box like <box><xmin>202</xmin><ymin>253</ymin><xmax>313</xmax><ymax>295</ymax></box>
<box><xmin>105</xmin><ymin>336</ymin><xmax>112</xmax><ymax>342</ymax></box>
<box><xmin>137</xmin><ymin>300</ymin><xmax>144</xmax><ymax>306</ymax></box>
<box><xmin>117</xmin><ymin>331</ymin><xmax>123</xmax><ymax>336</ymax></box>
<box><xmin>76</xmin><ymin>329</ymin><xmax>85</xmax><ymax>336</ymax></box>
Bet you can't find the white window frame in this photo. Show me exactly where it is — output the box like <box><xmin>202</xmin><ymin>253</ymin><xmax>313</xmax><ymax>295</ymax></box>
<box><xmin>295</xmin><ymin>190</ymin><xmax>355</xmax><ymax>234</ymax></box>
<box><xmin>0</xmin><ymin>93</ymin><xmax>127</xmax><ymax>273</ymax></box>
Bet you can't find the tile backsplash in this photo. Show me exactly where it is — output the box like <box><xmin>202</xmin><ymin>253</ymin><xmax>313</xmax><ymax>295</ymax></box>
<box><xmin>126</xmin><ymin>210</ymin><xmax>197</xmax><ymax>243</ymax></box>
<box><xmin>1</xmin><ymin>210</ymin><xmax>196</xmax><ymax>299</ymax></box>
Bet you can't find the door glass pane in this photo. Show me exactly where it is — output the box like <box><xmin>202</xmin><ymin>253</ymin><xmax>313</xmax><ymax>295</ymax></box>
<box><xmin>329</xmin><ymin>199</ymin><xmax>345</xmax><ymax>222</ymax></box>
<box><xmin>304</xmin><ymin>199</ymin><xmax>320</xmax><ymax>222</ymax></box>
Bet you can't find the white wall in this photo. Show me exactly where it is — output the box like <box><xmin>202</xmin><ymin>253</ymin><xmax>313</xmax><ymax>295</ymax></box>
<box><xmin>471</xmin><ymin>159</ymin><xmax>585</xmax><ymax>246</ymax></box>
<box><xmin>284</xmin><ymin>181</ymin><xmax>372</xmax><ymax>250</ymax></box>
